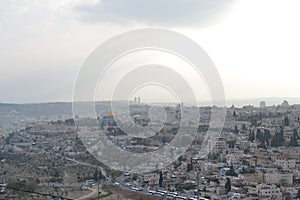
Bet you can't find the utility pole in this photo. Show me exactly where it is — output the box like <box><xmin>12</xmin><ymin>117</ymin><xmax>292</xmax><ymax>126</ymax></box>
<box><xmin>196</xmin><ymin>167</ymin><xmax>199</xmax><ymax>200</ymax></box>
<box><xmin>24</xmin><ymin>192</ymin><xmax>28</xmax><ymax>200</ymax></box>
<box><xmin>97</xmin><ymin>168</ymin><xmax>101</xmax><ymax>200</ymax></box>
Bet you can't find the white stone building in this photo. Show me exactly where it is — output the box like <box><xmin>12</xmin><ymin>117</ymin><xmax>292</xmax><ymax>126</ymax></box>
<box><xmin>248</xmin><ymin>184</ymin><xmax>282</xmax><ymax>200</ymax></box>
<box><xmin>265</xmin><ymin>172</ymin><xmax>293</xmax><ymax>185</ymax></box>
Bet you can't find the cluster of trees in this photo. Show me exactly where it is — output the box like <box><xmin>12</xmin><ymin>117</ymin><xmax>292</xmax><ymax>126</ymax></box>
<box><xmin>8</xmin><ymin>179</ymin><xmax>37</xmax><ymax>192</ymax></box>
<box><xmin>225</xmin><ymin>165</ymin><xmax>237</xmax><ymax>177</ymax></box>
<box><xmin>93</xmin><ymin>168</ymin><xmax>105</xmax><ymax>181</ymax></box>
<box><xmin>248</xmin><ymin>125</ymin><xmax>299</xmax><ymax>147</ymax></box>
<box><xmin>271</xmin><ymin>127</ymin><xmax>284</xmax><ymax>147</ymax></box>
<box><xmin>51</xmin><ymin>118</ymin><xmax>75</xmax><ymax>125</ymax></box>
<box><xmin>197</xmin><ymin>124</ymin><xmax>209</xmax><ymax>133</ymax></box>
<box><xmin>76</xmin><ymin>167</ymin><xmax>105</xmax><ymax>182</ymax></box>
<box><xmin>289</xmin><ymin>129</ymin><xmax>299</xmax><ymax>147</ymax></box>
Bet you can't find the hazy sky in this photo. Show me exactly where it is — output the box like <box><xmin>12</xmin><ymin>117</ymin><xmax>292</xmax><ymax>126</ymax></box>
<box><xmin>0</xmin><ymin>0</ymin><xmax>300</xmax><ymax>103</ymax></box>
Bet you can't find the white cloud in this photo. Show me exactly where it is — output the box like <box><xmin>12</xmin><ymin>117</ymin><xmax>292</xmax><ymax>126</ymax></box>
<box><xmin>181</xmin><ymin>0</ymin><xmax>300</xmax><ymax>99</ymax></box>
<box><xmin>75</xmin><ymin>0</ymin><xmax>236</xmax><ymax>26</ymax></box>
<box><xmin>1</xmin><ymin>0</ymin><xmax>299</xmax><ymax>103</ymax></box>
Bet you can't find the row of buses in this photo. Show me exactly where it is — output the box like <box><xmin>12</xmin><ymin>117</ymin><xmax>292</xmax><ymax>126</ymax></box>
<box><xmin>146</xmin><ymin>190</ymin><xmax>209</xmax><ymax>200</ymax></box>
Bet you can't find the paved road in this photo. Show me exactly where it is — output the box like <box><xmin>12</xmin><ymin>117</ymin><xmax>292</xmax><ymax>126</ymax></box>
<box><xmin>38</xmin><ymin>183</ymin><xmax>83</xmax><ymax>187</ymax></box>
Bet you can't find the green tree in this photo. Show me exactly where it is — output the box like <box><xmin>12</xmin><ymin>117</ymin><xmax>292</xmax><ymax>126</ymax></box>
<box><xmin>159</xmin><ymin>171</ymin><xmax>163</xmax><ymax>188</ymax></box>
<box><xmin>271</xmin><ymin>127</ymin><xmax>284</xmax><ymax>147</ymax></box>
<box><xmin>224</xmin><ymin>178</ymin><xmax>231</xmax><ymax>193</ymax></box>
<box><xmin>241</xmin><ymin>166</ymin><xmax>245</xmax><ymax>174</ymax></box>
<box><xmin>234</xmin><ymin>125</ymin><xmax>239</xmax><ymax>134</ymax></box>
<box><xmin>250</xmin><ymin>118</ymin><xmax>257</xmax><ymax>127</ymax></box>
<box><xmin>64</xmin><ymin>118</ymin><xmax>75</xmax><ymax>125</ymax></box>
<box><xmin>256</xmin><ymin>129</ymin><xmax>263</xmax><ymax>143</ymax></box>
<box><xmin>242</xmin><ymin>124</ymin><xmax>246</xmax><ymax>130</ymax></box>
<box><xmin>186</xmin><ymin>164</ymin><xmax>191</xmax><ymax>172</ymax></box>
<box><xmin>297</xmin><ymin>188</ymin><xmax>300</xmax><ymax>199</ymax></box>
<box><xmin>257</xmin><ymin>129</ymin><xmax>271</xmax><ymax>146</ymax></box>
<box><xmin>248</xmin><ymin>130</ymin><xmax>255</xmax><ymax>142</ymax></box>
<box><xmin>93</xmin><ymin>168</ymin><xmax>104</xmax><ymax>181</ymax></box>
<box><xmin>227</xmin><ymin>141</ymin><xmax>235</xmax><ymax>148</ymax></box>
<box><xmin>186</xmin><ymin>158</ymin><xmax>193</xmax><ymax>172</ymax></box>
<box><xmin>233</xmin><ymin>111</ymin><xmax>237</xmax><ymax>117</ymax></box>
<box><xmin>225</xmin><ymin>165</ymin><xmax>237</xmax><ymax>177</ymax></box>
<box><xmin>284</xmin><ymin>116</ymin><xmax>289</xmax><ymax>126</ymax></box>
<box><xmin>259</xmin><ymin>112</ymin><xmax>263</xmax><ymax>120</ymax></box>
<box><xmin>264</xmin><ymin>129</ymin><xmax>271</xmax><ymax>146</ymax></box>
<box><xmin>289</xmin><ymin>129</ymin><xmax>298</xmax><ymax>147</ymax></box>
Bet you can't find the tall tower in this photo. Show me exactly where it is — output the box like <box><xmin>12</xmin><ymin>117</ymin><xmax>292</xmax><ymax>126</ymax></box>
<box><xmin>137</xmin><ymin>96</ymin><xmax>141</xmax><ymax>104</ymax></box>
<box><xmin>260</xmin><ymin>101</ymin><xmax>266</xmax><ymax>108</ymax></box>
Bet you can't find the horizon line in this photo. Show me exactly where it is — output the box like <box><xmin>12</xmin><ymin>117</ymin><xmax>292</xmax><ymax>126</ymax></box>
<box><xmin>1</xmin><ymin>96</ymin><xmax>299</xmax><ymax>107</ymax></box>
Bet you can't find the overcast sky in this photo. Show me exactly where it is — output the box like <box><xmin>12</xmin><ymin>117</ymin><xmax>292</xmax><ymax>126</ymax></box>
<box><xmin>0</xmin><ymin>0</ymin><xmax>300</xmax><ymax>104</ymax></box>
